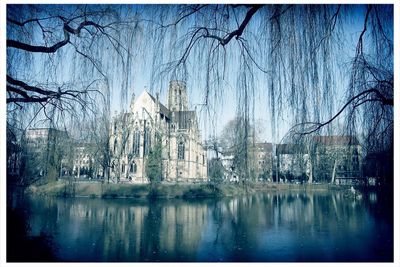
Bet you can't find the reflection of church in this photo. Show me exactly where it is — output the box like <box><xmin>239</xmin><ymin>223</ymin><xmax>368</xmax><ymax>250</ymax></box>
<box><xmin>110</xmin><ymin>81</ymin><xmax>207</xmax><ymax>183</ymax></box>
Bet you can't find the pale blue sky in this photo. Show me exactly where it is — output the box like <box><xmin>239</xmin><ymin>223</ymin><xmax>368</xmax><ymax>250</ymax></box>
<box><xmin>6</xmin><ymin>4</ymin><xmax>393</xmax><ymax>144</ymax></box>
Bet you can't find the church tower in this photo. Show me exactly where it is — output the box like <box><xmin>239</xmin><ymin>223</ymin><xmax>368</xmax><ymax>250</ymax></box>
<box><xmin>168</xmin><ymin>80</ymin><xmax>188</xmax><ymax>111</ymax></box>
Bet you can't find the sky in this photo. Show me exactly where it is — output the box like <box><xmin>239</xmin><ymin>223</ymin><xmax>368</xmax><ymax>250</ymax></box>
<box><xmin>4</xmin><ymin>4</ymin><xmax>394</xmax><ymax>145</ymax></box>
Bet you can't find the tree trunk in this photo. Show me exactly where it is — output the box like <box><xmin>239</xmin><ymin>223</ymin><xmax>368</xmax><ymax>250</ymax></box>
<box><xmin>331</xmin><ymin>159</ymin><xmax>337</xmax><ymax>184</ymax></box>
<box><xmin>307</xmin><ymin>154</ymin><xmax>313</xmax><ymax>184</ymax></box>
<box><xmin>307</xmin><ymin>162</ymin><xmax>313</xmax><ymax>184</ymax></box>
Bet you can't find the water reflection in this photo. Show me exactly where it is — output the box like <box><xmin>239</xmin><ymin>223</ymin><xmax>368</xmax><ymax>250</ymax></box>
<box><xmin>15</xmin><ymin>191</ymin><xmax>392</xmax><ymax>262</ymax></box>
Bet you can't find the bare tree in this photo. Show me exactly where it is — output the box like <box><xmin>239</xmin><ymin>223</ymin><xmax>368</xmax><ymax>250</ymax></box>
<box><xmin>6</xmin><ymin>5</ymin><xmax>141</xmax><ymax>183</ymax></box>
<box><xmin>218</xmin><ymin>117</ymin><xmax>258</xmax><ymax>182</ymax></box>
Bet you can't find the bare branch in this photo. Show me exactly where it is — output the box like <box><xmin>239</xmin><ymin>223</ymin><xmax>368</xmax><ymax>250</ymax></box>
<box><xmin>202</xmin><ymin>5</ymin><xmax>263</xmax><ymax>46</ymax></box>
<box><xmin>7</xmin><ymin>15</ymin><xmax>62</xmax><ymax>26</ymax></box>
<box><xmin>161</xmin><ymin>5</ymin><xmax>208</xmax><ymax>28</ymax></box>
<box><xmin>7</xmin><ymin>20</ymin><xmax>107</xmax><ymax>53</ymax></box>
<box><xmin>7</xmin><ymin>75</ymin><xmax>58</xmax><ymax>96</ymax></box>
<box><xmin>7</xmin><ymin>30</ymin><xmax>70</xmax><ymax>53</ymax></box>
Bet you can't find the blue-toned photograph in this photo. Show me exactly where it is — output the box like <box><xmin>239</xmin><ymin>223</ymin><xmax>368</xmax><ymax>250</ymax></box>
<box><xmin>4</xmin><ymin>2</ymin><xmax>395</xmax><ymax>263</ymax></box>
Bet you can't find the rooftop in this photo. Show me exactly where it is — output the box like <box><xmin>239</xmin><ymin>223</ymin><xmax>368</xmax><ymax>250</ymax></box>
<box><xmin>313</xmin><ymin>135</ymin><xmax>360</xmax><ymax>146</ymax></box>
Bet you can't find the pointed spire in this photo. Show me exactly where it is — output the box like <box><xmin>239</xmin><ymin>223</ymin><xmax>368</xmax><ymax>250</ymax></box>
<box><xmin>130</xmin><ymin>90</ymin><xmax>135</xmax><ymax>112</ymax></box>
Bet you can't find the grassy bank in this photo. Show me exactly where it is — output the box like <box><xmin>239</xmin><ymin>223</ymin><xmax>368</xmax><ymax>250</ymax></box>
<box><xmin>25</xmin><ymin>180</ymin><xmax>350</xmax><ymax>199</ymax></box>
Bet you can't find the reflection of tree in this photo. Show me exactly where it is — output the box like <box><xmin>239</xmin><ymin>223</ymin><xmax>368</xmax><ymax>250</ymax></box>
<box><xmin>23</xmin><ymin>198</ymin><xmax>209</xmax><ymax>261</ymax></box>
<box><xmin>209</xmin><ymin>195</ymin><xmax>276</xmax><ymax>260</ymax></box>
<box><xmin>157</xmin><ymin>202</ymin><xmax>208</xmax><ymax>261</ymax></box>
<box><xmin>206</xmin><ymin>191</ymin><xmax>384</xmax><ymax>261</ymax></box>
<box><xmin>7</xmin><ymin>207</ymin><xmax>56</xmax><ymax>261</ymax></box>
<box><xmin>140</xmin><ymin>201</ymin><xmax>162</xmax><ymax>260</ymax></box>
<box><xmin>14</xmin><ymin>192</ymin><xmax>391</xmax><ymax>261</ymax></box>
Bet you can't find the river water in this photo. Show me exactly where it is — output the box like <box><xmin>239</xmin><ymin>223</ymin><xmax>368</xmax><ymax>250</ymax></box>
<box><xmin>9</xmin><ymin>190</ymin><xmax>393</xmax><ymax>262</ymax></box>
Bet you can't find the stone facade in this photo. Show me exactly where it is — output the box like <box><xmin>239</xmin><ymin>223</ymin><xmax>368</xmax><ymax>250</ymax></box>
<box><xmin>110</xmin><ymin>81</ymin><xmax>207</xmax><ymax>183</ymax></box>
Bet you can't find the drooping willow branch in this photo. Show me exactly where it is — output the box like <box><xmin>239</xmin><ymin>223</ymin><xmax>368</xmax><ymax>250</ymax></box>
<box><xmin>294</xmin><ymin>87</ymin><xmax>393</xmax><ymax>135</ymax></box>
<box><xmin>6</xmin><ymin>8</ymin><xmax>127</xmax><ymax>124</ymax></box>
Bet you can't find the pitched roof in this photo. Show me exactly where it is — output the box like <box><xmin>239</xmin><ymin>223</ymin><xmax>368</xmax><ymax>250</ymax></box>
<box><xmin>276</xmin><ymin>143</ymin><xmax>306</xmax><ymax>154</ymax></box>
<box><xmin>313</xmin><ymin>135</ymin><xmax>360</xmax><ymax>146</ymax></box>
<box><xmin>133</xmin><ymin>90</ymin><xmax>201</xmax><ymax>125</ymax></box>
<box><xmin>145</xmin><ymin>91</ymin><xmax>170</xmax><ymax>118</ymax></box>
<box><xmin>254</xmin><ymin>142</ymin><xmax>273</xmax><ymax>152</ymax></box>
<box><xmin>172</xmin><ymin>111</ymin><xmax>196</xmax><ymax>129</ymax></box>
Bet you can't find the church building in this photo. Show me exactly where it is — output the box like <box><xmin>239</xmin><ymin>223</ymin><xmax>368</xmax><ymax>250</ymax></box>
<box><xmin>109</xmin><ymin>81</ymin><xmax>207</xmax><ymax>183</ymax></box>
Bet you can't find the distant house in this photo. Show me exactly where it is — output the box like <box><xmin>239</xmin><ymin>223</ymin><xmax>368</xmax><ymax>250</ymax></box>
<box><xmin>23</xmin><ymin>128</ymin><xmax>68</xmax><ymax>181</ymax></box>
<box><xmin>313</xmin><ymin>135</ymin><xmax>362</xmax><ymax>185</ymax></box>
<box><xmin>276</xmin><ymin>143</ymin><xmax>309</xmax><ymax>182</ymax></box>
<box><xmin>274</xmin><ymin>136</ymin><xmax>362</xmax><ymax>184</ymax></box>
<box><xmin>219</xmin><ymin>152</ymin><xmax>238</xmax><ymax>182</ymax></box>
<box><xmin>67</xmin><ymin>143</ymin><xmax>103</xmax><ymax>179</ymax></box>
<box><xmin>251</xmin><ymin>142</ymin><xmax>274</xmax><ymax>181</ymax></box>
<box><xmin>217</xmin><ymin>142</ymin><xmax>274</xmax><ymax>182</ymax></box>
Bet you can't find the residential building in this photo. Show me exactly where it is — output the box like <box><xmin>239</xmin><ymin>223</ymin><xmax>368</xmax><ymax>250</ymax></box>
<box><xmin>251</xmin><ymin>142</ymin><xmax>274</xmax><ymax>181</ymax></box>
<box><xmin>23</xmin><ymin>128</ymin><xmax>68</xmax><ymax>179</ymax></box>
<box><xmin>219</xmin><ymin>152</ymin><xmax>238</xmax><ymax>182</ymax></box>
<box><xmin>313</xmin><ymin>135</ymin><xmax>362</xmax><ymax>184</ymax></box>
<box><xmin>276</xmin><ymin>143</ymin><xmax>309</xmax><ymax>182</ymax></box>
<box><xmin>68</xmin><ymin>143</ymin><xmax>103</xmax><ymax>179</ymax></box>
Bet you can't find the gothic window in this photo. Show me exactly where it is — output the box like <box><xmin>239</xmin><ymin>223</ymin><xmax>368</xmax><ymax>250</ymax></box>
<box><xmin>133</xmin><ymin>130</ymin><xmax>140</xmax><ymax>156</ymax></box>
<box><xmin>144</xmin><ymin>126</ymin><xmax>151</xmax><ymax>155</ymax></box>
<box><xmin>130</xmin><ymin>162</ymin><xmax>137</xmax><ymax>173</ymax></box>
<box><xmin>155</xmin><ymin>133</ymin><xmax>161</xmax><ymax>143</ymax></box>
<box><xmin>124</xmin><ymin>139</ymin><xmax>129</xmax><ymax>154</ymax></box>
<box><xmin>121</xmin><ymin>164</ymin><xmax>125</xmax><ymax>174</ymax></box>
<box><xmin>114</xmin><ymin>138</ymin><xmax>117</xmax><ymax>154</ymax></box>
<box><xmin>178</xmin><ymin>141</ymin><xmax>185</xmax><ymax>160</ymax></box>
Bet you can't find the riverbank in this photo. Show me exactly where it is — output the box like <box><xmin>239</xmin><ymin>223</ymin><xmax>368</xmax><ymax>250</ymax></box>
<box><xmin>25</xmin><ymin>180</ymin><xmax>352</xmax><ymax>199</ymax></box>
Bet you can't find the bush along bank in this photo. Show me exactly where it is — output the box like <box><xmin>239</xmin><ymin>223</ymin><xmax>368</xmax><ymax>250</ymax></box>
<box><xmin>26</xmin><ymin>181</ymin><xmax>251</xmax><ymax>199</ymax></box>
<box><xmin>25</xmin><ymin>180</ymin><xmax>349</xmax><ymax>199</ymax></box>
